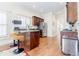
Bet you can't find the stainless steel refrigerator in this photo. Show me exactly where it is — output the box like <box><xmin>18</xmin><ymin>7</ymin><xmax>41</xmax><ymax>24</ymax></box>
<box><xmin>39</xmin><ymin>22</ymin><xmax>47</xmax><ymax>37</ymax></box>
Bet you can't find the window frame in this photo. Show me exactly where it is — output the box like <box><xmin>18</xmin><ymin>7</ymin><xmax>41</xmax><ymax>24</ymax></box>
<box><xmin>0</xmin><ymin>12</ymin><xmax>8</xmax><ymax>37</ymax></box>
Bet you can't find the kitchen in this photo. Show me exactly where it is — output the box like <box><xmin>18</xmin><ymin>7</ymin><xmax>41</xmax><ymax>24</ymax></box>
<box><xmin>0</xmin><ymin>2</ymin><xmax>79</xmax><ymax>56</ymax></box>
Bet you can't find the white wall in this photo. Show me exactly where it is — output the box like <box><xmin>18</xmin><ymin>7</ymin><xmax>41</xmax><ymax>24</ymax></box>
<box><xmin>42</xmin><ymin>12</ymin><xmax>57</xmax><ymax>37</ymax></box>
<box><xmin>55</xmin><ymin>7</ymin><xmax>67</xmax><ymax>34</ymax></box>
<box><xmin>55</xmin><ymin>7</ymin><xmax>67</xmax><ymax>47</ymax></box>
<box><xmin>41</xmin><ymin>7</ymin><xmax>67</xmax><ymax>37</ymax></box>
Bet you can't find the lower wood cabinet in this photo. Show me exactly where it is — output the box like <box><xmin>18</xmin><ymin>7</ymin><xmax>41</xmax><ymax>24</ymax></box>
<box><xmin>30</xmin><ymin>31</ymin><xmax>40</xmax><ymax>49</ymax></box>
<box><xmin>19</xmin><ymin>31</ymin><xmax>40</xmax><ymax>50</ymax></box>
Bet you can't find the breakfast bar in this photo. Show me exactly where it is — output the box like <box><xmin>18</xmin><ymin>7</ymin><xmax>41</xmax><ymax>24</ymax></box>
<box><xmin>14</xmin><ymin>29</ymin><xmax>40</xmax><ymax>50</ymax></box>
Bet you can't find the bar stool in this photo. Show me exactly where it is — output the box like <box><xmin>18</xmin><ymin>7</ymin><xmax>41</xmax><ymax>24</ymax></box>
<box><xmin>11</xmin><ymin>32</ymin><xmax>24</xmax><ymax>54</ymax></box>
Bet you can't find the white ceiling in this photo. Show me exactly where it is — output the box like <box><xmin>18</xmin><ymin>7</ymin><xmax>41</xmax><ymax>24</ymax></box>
<box><xmin>0</xmin><ymin>2</ymin><xmax>66</xmax><ymax>14</ymax></box>
<box><xmin>16</xmin><ymin>2</ymin><xmax>66</xmax><ymax>14</ymax></box>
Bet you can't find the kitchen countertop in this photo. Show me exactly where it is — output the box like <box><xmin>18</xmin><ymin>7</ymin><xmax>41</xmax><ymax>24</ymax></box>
<box><xmin>15</xmin><ymin>29</ymin><xmax>39</xmax><ymax>33</ymax></box>
<box><xmin>61</xmin><ymin>29</ymin><xmax>77</xmax><ymax>32</ymax></box>
<box><xmin>61</xmin><ymin>29</ymin><xmax>78</xmax><ymax>40</ymax></box>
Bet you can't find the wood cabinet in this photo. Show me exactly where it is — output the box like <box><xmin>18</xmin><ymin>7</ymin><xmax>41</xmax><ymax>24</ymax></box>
<box><xmin>32</xmin><ymin>16</ymin><xmax>39</xmax><ymax>26</ymax></box>
<box><xmin>19</xmin><ymin>31</ymin><xmax>40</xmax><ymax>50</ymax></box>
<box><xmin>30</xmin><ymin>31</ymin><xmax>40</xmax><ymax>49</ymax></box>
<box><xmin>67</xmin><ymin>2</ymin><xmax>77</xmax><ymax>24</ymax></box>
<box><xmin>32</xmin><ymin>16</ymin><xmax>44</xmax><ymax>26</ymax></box>
<box><xmin>32</xmin><ymin>16</ymin><xmax>44</xmax><ymax>37</ymax></box>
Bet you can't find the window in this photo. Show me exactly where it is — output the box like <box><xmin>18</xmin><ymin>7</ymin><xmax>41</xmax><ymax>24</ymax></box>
<box><xmin>17</xmin><ymin>15</ymin><xmax>32</xmax><ymax>26</ymax></box>
<box><xmin>0</xmin><ymin>12</ymin><xmax>7</xmax><ymax>36</ymax></box>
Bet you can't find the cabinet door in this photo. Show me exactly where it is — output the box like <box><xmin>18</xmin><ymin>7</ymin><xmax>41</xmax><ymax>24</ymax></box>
<box><xmin>30</xmin><ymin>32</ymin><xmax>35</xmax><ymax>49</ymax></box>
<box><xmin>32</xmin><ymin>16</ymin><xmax>36</xmax><ymax>25</ymax></box>
<box><xmin>67</xmin><ymin>2</ymin><xmax>77</xmax><ymax>23</ymax></box>
<box><xmin>30</xmin><ymin>31</ymin><xmax>40</xmax><ymax>49</ymax></box>
<box><xmin>32</xmin><ymin>16</ymin><xmax>44</xmax><ymax>26</ymax></box>
<box><xmin>34</xmin><ymin>31</ymin><xmax>40</xmax><ymax>46</ymax></box>
<box><xmin>32</xmin><ymin>16</ymin><xmax>39</xmax><ymax>26</ymax></box>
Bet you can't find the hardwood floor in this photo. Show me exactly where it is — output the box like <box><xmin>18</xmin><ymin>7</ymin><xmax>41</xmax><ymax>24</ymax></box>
<box><xmin>0</xmin><ymin>37</ymin><xmax>64</xmax><ymax>56</ymax></box>
<box><xmin>27</xmin><ymin>37</ymin><xmax>64</xmax><ymax>56</ymax></box>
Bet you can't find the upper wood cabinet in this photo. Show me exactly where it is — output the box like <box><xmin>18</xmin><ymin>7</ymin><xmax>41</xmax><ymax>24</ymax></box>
<box><xmin>67</xmin><ymin>2</ymin><xmax>77</xmax><ymax>24</ymax></box>
<box><xmin>32</xmin><ymin>16</ymin><xmax>44</xmax><ymax>26</ymax></box>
